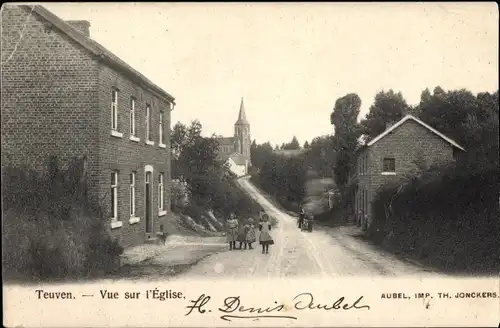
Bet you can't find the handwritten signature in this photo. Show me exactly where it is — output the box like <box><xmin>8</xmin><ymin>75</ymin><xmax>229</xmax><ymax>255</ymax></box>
<box><xmin>185</xmin><ymin>293</ymin><xmax>370</xmax><ymax>321</ymax></box>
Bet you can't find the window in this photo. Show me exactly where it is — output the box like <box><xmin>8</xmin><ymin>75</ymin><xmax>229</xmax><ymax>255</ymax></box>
<box><xmin>382</xmin><ymin>157</ymin><xmax>396</xmax><ymax>174</ymax></box>
<box><xmin>159</xmin><ymin>111</ymin><xmax>165</xmax><ymax>146</ymax></box>
<box><xmin>111</xmin><ymin>90</ymin><xmax>118</xmax><ymax>131</ymax></box>
<box><xmin>110</xmin><ymin>171</ymin><xmax>118</xmax><ymax>220</ymax></box>
<box><xmin>129</xmin><ymin>172</ymin><xmax>136</xmax><ymax>217</ymax></box>
<box><xmin>130</xmin><ymin>97</ymin><xmax>136</xmax><ymax>136</ymax></box>
<box><xmin>158</xmin><ymin>173</ymin><xmax>164</xmax><ymax>211</ymax></box>
<box><xmin>145</xmin><ymin>104</ymin><xmax>152</xmax><ymax>142</ymax></box>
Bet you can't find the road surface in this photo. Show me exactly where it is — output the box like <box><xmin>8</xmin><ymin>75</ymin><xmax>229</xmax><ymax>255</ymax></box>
<box><xmin>173</xmin><ymin>177</ymin><xmax>439</xmax><ymax>279</ymax></box>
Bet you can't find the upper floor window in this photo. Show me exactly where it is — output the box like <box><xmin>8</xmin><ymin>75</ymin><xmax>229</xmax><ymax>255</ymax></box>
<box><xmin>382</xmin><ymin>158</ymin><xmax>396</xmax><ymax>175</ymax></box>
<box><xmin>145</xmin><ymin>104</ymin><xmax>152</xmax><ymax>143</ymax></box>
<box><xmin>130</xmin><ymin>97</ymin><xmax>136</xmax><ymax>137</ymax></box>
<box><xmin>159</xmin><ymin>111</ymin><xmax>165</xmax><ymax>146</ymax></box>
<box><xmin>111</xmin><ymin>90</ymin><xmax>118</xmax><ymax>131</ymax></box>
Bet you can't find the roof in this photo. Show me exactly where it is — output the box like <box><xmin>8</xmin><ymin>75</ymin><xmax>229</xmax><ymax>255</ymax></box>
<box><xmin>364</xmin><ymin>115</ymin><xmax>465</xmax><ymax>151</ymax></box>
<box><xmin>24</xmin><ymin>5</ymin><xmax>175</xmax><ymax>105</ymax></box>
<box><xmin>235</xmin><ymin>97</ymin><xmax>249</xmax><ymax>125</ymax></box>
<box><xmin>219</xmin><ymin>137</ymin><xmax>235</xmax><ymax>145</ymax></box>
<box><xmin>229</xmin><ymin>153</ymin><xmax>247</xmax><ymax>166</ymax></box>
<box><xmin>218</xmin><ymin>152</ymin><xmax>231</xmax><ymax>162</ymax></box>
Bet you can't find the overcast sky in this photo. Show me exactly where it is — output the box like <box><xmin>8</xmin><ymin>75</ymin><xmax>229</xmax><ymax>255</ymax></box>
<box><xmin>39</xmin><ymin>2</ymin><xmax>498</xmax><ymax>146</ymax></box>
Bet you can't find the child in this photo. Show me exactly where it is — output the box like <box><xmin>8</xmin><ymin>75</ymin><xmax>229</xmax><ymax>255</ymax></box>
<box><xmin>259</xmin><ymin>213</ymin><xmax>274</xmax><ymax>254</ymax></box>
<box><xmin>226</xmin><ymin>213</ymin><xmax>238</xmax><ymax>250</ymax></box>
<box><xmin>245</xmin><ymin>218</ymin><xmax>257</xmax><ymax>249</ymax></box>
<box><xmin>236</xmin><ymin>220</ymin><xmax>248</xmax><ymax>250</ymax></box>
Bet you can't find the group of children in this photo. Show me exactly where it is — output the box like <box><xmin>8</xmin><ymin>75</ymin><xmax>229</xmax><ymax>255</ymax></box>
<box><xmin>226</xmin><ymin>210</ymin><xmax>274</xmax><ymax>254</ymax></box>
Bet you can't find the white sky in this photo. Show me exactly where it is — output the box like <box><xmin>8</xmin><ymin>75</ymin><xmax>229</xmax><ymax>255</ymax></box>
<box><xmin>39</xmin><ymin>2</ymin><xmax>498</xmax><ymax>145</ymax></box>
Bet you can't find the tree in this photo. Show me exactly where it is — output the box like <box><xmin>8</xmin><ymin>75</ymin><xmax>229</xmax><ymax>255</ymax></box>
<box><xmin>361</xmin><ymin>90</ymin><xmax>410</xmax><ymax>138</ymax></box>
<box><xmin>250</xmin><ymin>141</ymin><xmax>273</xmax><ymax>170</ymax></box>
<box><xmin>330</xmin><ymin>93</ymin><xmax>362</xmax><ymax>132</ymax></box>
<box><xmin>170</xmin><ymin>120</ymin><xmax>231</xmax><ymax>211</ymax></box>
<box><xmin>417</xmin><ymin>87</ymin><xmax>490</xmax><ymax>149</ymax></box>
<box><xmin>330</xmin><ymin>93</ymin><xmax>362</xmax><ymax>188</ymax></box>
<box><xmin>303</xmin><ymin>135</ymin><xmax>336</xmax><ymax>178</ymax></box>
<box><xmin>284</xmin><ymin>136</ymin><xmax>301</xmax><ymax>150</ymax></box>
<box><xmin>303</xmin><ymin>141</ymin><xmax>310</xmax><ymax>149</ymax></box>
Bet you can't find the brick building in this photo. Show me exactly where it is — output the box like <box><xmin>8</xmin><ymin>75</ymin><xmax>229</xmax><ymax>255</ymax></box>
<box><xmin>217</xmin><ymin>97</ymin><xmax>251</xmax><ymax>176</ymax></box>
<box><xmin>352</xmin><ymin>115</ymin><xmax>465</xmax><ymax>231</ymax></box>
<box><xmin>1</xmin><ymin>5</ymin><xmax>176</xmax><ymax>247</ymax></box>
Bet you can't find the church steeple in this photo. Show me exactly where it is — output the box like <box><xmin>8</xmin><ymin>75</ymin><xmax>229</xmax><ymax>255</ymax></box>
<box><xmin>233</xmin><ymin>97</ymin><xmax>251</xmax><ymax>167</ymax></box>
<box><xmin>235</xmin><ymin>97</ymin><xmax>249</xmax><ymax>125</ymax></box>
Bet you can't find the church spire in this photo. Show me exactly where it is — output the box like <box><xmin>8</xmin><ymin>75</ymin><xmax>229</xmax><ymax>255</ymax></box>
<box><xmin>235</xmin><ymin>97</ymin><xmax>249</xmax><ymax>125</ymax></box>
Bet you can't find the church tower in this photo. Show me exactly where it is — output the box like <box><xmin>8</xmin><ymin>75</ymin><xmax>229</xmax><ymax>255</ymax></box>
<box><xmin>234</xmin><ymin>97</ymin><xmax>251</xmax><ymax>165</ymax></box>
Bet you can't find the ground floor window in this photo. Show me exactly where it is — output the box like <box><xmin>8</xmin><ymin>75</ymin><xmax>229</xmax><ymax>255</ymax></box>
<box><xmin>158</xmin><ymin>173</ymin><xmax>164</xmax><ymax>211</ymax></box>
<box><xmin>111</xmin><ymin>171</ymin><xmax>118</xmax><ymax>220</ymax></box>
<box><xmin>130</xmin><ymin>172</ymin><xmax>136</xmax><ymax>217</ymax></box>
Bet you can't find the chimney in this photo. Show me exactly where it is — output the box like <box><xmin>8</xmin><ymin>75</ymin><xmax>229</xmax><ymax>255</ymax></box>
<box><xmin>66</xmin><ymin>20</ymin><xmax>91</xmax><ymax>37</ymax></box>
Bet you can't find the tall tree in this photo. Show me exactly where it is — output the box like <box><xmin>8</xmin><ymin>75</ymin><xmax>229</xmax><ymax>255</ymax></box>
<box><xmin>330</xmin><ymin>93</ymin><xmax>362</xmax><ymax>187</ymax></box>
<box><xmin>330</xmin><ymin>93</ymin><xmax>362</xmax><ymax>133</ymax></box>
<box><xmin>361</xmin><ymin>90</ymin><xmax>410</xmax><ymax>138</ymax></box>
<box><xmin>284</xmin><ymin>136</ymin><xmax>301</xmax><ymax>150</ymax></box>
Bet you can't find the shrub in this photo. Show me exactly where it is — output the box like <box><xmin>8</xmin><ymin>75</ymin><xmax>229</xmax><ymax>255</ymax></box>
<box><xmin>2</xmin><ymin>155</ymin><xmax>123</xmax><ymax>282</ymax></box>
<box><xmin>368</xmin><ymin>160</ymin><xmax>500</xmax><ymax>273</ymax></box>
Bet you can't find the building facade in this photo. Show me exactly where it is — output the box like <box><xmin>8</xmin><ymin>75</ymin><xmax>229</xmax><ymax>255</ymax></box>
<box><xmin>352</xmin><ymin>115</ymin><xmax>465</xmax><ymax>231</ymax></box>
<box><xmin>217</xmin><ymin>97</ymin><xmax>251</xmax><ymax>176</ymax></box>
<box><xmin>1</xmin><ymin>5</ymin><xmax>175</xmax><ymax>248</ymax></box>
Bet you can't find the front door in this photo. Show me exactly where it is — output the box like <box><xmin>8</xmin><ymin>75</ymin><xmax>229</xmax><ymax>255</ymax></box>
<box><xmin>145</xmin><ymin>171</ymin><xmax>153</xmax><ymax>235</ymax></box>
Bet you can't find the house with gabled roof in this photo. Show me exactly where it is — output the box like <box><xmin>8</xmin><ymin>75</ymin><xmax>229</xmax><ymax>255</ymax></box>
<box><xmin>352</xmin><ymin>115</ymin><xmax>465</xmax><ymax>230</ymax></box>
<box><xmin>1</xmin><ymin>5</ymin><xmax>176</xmax><ymax>247</ymax></box>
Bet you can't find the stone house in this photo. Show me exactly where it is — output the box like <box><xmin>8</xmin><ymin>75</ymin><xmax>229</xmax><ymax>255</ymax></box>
<box><xmin>225</xmin><ymin>153</ymin><xmax>248</xmax><ymax>177</ymax></box>
<box><xmin>1</xmin><ymin>5</ymin><xmax>176</xmax><ymax>247</ymax></box>
<box><xmin>351</xmin><ymin>115</ymin><xmax>465</xmax><ymax>231</ymax></box>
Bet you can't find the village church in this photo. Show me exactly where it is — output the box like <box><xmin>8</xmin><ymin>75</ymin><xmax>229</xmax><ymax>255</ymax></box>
<box><xmin>217</xmin><ymin>98</ymin><xmax>252</xmax><ymax>177</ymax></box>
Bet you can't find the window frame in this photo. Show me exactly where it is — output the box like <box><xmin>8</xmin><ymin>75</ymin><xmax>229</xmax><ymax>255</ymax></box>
<box><xmin>110</xmin><ymin>170</ymin><xmax>122</xmax><ymax>228</ymax></box>
<box><xmin>145</xmin><ymin>104</ymin><xmax>154</xmax><ymax>145</ymax></box>
<box><xmin>158</xmin><ymin>172</ymin><xmax>166</xmax><ymax>216</ymax></box>
<box><xmin>130</xmin><ymin>97</ymin><xmax>136</xmax><ymax>137</ymax></box>
<box><xmin>110</xmin><ymin>89</ymin><xmax>123</xmax><ymax>138</ymax></box>
<box><xmin>111</xmin><ymin>89</ymin><xmax>118</xmax><ymax>131</ymax></box>
<box><xmin>159</xmin><ymin>110</ymin><xmax>166</xmax><ymax>148</ymax></box>
<box><xmin>129</xmin><ymin>172</ymin><xmax>136</xmax><ymax>217</ymax></box>
<box><xmin>382</xmin><ymin>157</ymin><xmax>396</xmax><ymax>175</ymax></box>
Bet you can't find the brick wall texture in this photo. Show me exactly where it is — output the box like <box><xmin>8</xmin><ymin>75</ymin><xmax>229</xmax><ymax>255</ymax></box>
<box><xmin>1</xmin><ymin>5</ymin><xmax>173</xmax><ymax>248</ymax></box>
<box><xmin>355</xmin><ymin>119</ymin><xmax>455</xmax><ymax>229</ymax></box>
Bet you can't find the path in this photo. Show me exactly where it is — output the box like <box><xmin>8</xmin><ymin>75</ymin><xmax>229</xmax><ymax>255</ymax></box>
<box><xmin>173</xmin><ymin>177</ymin><xmax>440</xmax><ymax>279</ymax></box>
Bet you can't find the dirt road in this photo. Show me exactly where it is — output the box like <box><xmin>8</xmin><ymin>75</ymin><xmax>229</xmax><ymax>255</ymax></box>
<box><xmin>173</xmin><ymin>177</ymin><xmax>440</xmax><ymax>279</ymax></box>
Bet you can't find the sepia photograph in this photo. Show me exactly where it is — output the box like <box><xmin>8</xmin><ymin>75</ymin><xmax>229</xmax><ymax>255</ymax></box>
<box><xmin>2</xmin><ymin>2</ymin><xmax>499</xmax><ymax>327</ymax></box>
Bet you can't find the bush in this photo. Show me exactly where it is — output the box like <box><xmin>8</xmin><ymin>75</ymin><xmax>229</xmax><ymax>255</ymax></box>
<box><xmin>368</xmin><ymin>161</ymin><xmax>500</xmax><ymax>273</ymax></box>
<box><xmin>2</xmin><ymin>156</ymin><xmax>123</xmax><ymax>282</ymax></box>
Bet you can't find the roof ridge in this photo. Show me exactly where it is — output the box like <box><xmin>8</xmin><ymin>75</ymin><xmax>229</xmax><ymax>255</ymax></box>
<box><xmin>365</xmin><ymin>114</ymin><xmax>465</xmax><ymax>151</ymax></box>
<box><xmin>24</xmin><ymin>5</ymin><xmax>175</xmax><ymax>104</ymax></box>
